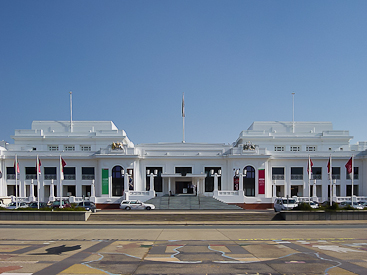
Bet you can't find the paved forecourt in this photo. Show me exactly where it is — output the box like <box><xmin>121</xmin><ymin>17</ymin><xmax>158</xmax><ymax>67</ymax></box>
<box><xmin>0</xmin><ymin>221</ymin><xmax>367</xmax><ymax>274</ymax></box>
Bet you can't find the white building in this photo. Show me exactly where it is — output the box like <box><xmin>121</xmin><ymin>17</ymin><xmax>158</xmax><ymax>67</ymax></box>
<box><xmin>0</xmin><ymin>120</ymin><xmax>366</xmax><ymax>209</ymax></box>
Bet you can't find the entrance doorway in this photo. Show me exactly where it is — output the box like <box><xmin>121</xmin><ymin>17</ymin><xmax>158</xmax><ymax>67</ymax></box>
<box><xmin>112</xmin><ymin>166</ymin><xmax>124</xmax><ymax>196</ymax></box>
<box><xmin>175</xmin><ymin>181</ymin><xmax>193</xmax><ymax>194</ymax></box>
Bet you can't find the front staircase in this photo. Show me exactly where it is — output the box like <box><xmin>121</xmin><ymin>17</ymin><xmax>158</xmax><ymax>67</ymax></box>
<box><xmin>145</xmin><ymin>195</ymin><xmax>242</xmax><ymax>210</ymax></box>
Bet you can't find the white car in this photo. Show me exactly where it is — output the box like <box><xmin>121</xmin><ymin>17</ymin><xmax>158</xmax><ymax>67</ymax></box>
<box><xmin>339</xmin><ymin>201</ymin><xmax>364</xmax><ymax>210</ymax></box>
<box><xmin>120</xmin><ymin>200</ymin><xmax>155</xmax><ymax>210</ymax></box>
<box><xmin>6</xmin><ymin>202</ymin><xmax>29</xmax><ymax>209</ymax></box>
<box><xmin>302</xmin><ymin>201</ymin><xmax>319</xmax><ymax>209</ymax></box>
<box><xmin>274</xmin><ymin>198</ymin><xmax>298</xmax><ymax>212</ymax></box>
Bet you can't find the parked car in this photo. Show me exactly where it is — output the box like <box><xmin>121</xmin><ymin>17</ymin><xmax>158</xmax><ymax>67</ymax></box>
<box><xmin>28</xmin><ymin>202</ymin><xmax>49</xmax><ymax>208</ymax></box>
<box><xmin>6</xmin><ymin>202</ymin><xmax>29</xmax><ymax>209</ymax></box>
<box><xmin>52</xmin><ymin>200</ymin><xmax>71</xmax><ymax>209</ymax></box>
<box><xmin>0</xmin><ymin>199</ymin><xmax>7</xmax><ymax>208</ymax></box>
<box><xmin>302</xmin><ymin>201</ymin><xmax>319</xmax><ymax>209</ymax></box>
<box><xmin>339</xmin><ymin>201</ymin><xmax>364</xmax><ymax>210</ymax></box>
<box><xmin>274</xmin><ymin>198</ymin><xmax>298</xmax><ymax>212</ymax></box>
<box><xmin>120</xmin><ymin>200</ymin><xmax>155</xmax><ymax>210</ymax></box>
<box><xmin>77</xmin><ymin>201</ymin><xmax>96</xmax><ymax>211</ymax></box>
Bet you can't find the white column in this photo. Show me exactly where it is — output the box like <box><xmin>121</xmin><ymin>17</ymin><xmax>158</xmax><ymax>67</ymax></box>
<box><xmin>30</xmin><ymin>179</ymin><xmax>35</xmax><ymax>201</ymax></box>
<box><xmin>333</xmin><ymin>179</ymin><xmax>337</xmax><ymax>201</ymax></box>
<box><xmin>214</xmin><ymin>173</ymin><xmax>218</xmax><ymax>192</ymax></box>
<box><xmin>196</xmin><ymin>178</ymin><xmax>200</xmax><ymax>195</ymax></box>
<box><xmin>312</xmin><ymin>180</ymin><xmax>317</xmax><ymax>199</ymax></box>
<box><xmin>91</xmin><ymin>180</ymin><xmax>96</xmax><ymax>197</ymax></box>
<box><xmin>273</xmin><ymin>181</ymin><xmax>276</xmax><ymax>197</ymax></box>
<box><xmin>149</xmin><ymin>174</ymin><xmax>154</xmax><ymax>191</ymax></box>
<box><xmin>168</xmin><ymin>177</ymin><xmax>172</xmax><ymax>195</ymax></box>
<box><xmin>239</xmin><ymin>172</ymin><xmax>244</xmax><ymax>192</ymax></box>
<box><xmin>124</xmin><ymin>173</ymin><xmax>129</xmax><ymax>195</ymax></box>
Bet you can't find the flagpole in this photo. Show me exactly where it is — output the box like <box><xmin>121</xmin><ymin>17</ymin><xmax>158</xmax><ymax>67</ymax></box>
<box><xmin>182</xmin><ymin>93</ymin><xmax>185</xmax><ymax>143</ymax></box>
<box><xmin>15</xmin><ymin>155</ymin><xmax>18</xmax><ymax>208</ymax></box>
<box><xmin>351</xmin><ymin>155</ymin><xmax>354</xmax><ymax>205</ymax></box>
<box><xmin>292</xmin><ymin>92</ymin><xmax>295</xmax><ymax>133</ymax></box>
<box><xmin>59</xmin><ymin>155</ymin><xmax>62</xmax><ymax>207</ymax></box>
<box><xmin>37</xmin><ymin>155</ymin><xmax>40</xmax><ymax>209</ymax></box>
<box><xmin>329</xmin><ymin>155</ymin><xmax>332</xmax><ymax>206</ymax></box>
<box><xmin>308</xmin><ymin>155</ymin><xmax>311</xmax><ymax>203</ymax></box>
<box><xmin>70</xmin><ymin>91</ymin><xmax>73</xmax><ymax>133</ymax></box>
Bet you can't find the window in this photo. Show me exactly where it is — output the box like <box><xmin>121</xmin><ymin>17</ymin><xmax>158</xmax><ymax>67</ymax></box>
<box><xmin>312</xmin><ymin>167</ymin><xmax>322</xmax><ymax>180</ymax></box>
<box><xmin>205</xmin><ymin>167</ymin><xmax>221</xmax><ymax>192</ymax></box>
<box><xmin>346</xmin><ymin>167</ymin><xmax>359</xmax><ymax>180</ymax></box>
<box><xmin>243</xmin><ymin>166</ymin><xmax>255</xmax><ymax>196</ymax></box>
<box><xmin>272</xmin><ymin>167</ymin><xmax>284</xmax><ymax>180</ymax></box>
<box><xmin>82</xmin><ymin>167</ymin><xmax>95</xmax><ymax>180</ymax></box>
<box><xmin>332</xmin><ymin>167</ymin><xmax>340</xmax><ymax>180</ymax></box>
<box><xmin>81</xmin><ymin>145</ymin><xmax>91</xmax><ymax>151</ymax></box>
<box><xmin>44</xmin><ymin>167</ymin><xmax>57</xmax><ymax>180</ymax></box>
<box><xmin>48</xmin><ymin>145</ymin><xmax>59</xmax><ymax>151</ymax></box>
<box><xmin>6</xmin><ymin>167</ymin><xmax>15</xmax><ymax>180</ymax></box>
<box><xmin>63</xmin><ymin>167</ymin><xmax>76</xmax><ymax>180</ymax></box>
<box><xmin>274</xmin><ymin>146</ymin><xmax>284</xmax><ymax>152</ymax></box>
<box><xmin>175</xmin><ymin>167</ymin><xmax>192</xmax><ymax>176</ymax></box>
<box><xmin>291</xmin><ymin>167</ymin><xmax>303</xmax><ymax>180</ymax></box>
<box><xmin>25</xmin><ymin>167</ymin><xmax>37</xmax><ymax>180</ymax></box>
<box><xmin>290</xmin><ymin>146</ymin><xmax>300</xmax><ymax>152</ymax></box>
<box><xmin>306</xmin><ymin>146</ymin><xmax>316</xmax><ymax>152</ymax></box>
<box><xmin>146</xmin><ymin>167</ymin><xmax>163</xmax><ymax>192</ymax></box>
<box><xmin>64</xmin><ymin>146</ymin><xmax>75</xmax><ymax>151</ymax></box>
<box><xmin>346</xmin><ymin>185</ymin><xmax>358</xmax><ymax>196</ymax></box>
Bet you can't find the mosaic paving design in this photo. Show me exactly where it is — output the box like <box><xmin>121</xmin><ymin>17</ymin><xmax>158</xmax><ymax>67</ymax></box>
<box><xmin>0</xmin><ymin>238</ymin><xmax>366</xmax><ymax>274</ymax></box>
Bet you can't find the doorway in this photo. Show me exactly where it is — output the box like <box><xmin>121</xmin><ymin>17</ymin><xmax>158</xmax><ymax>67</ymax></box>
<box><xmin>175</xmin><ymin>181</ymin><xmax>193</xmax><ymax>194</ymax></box>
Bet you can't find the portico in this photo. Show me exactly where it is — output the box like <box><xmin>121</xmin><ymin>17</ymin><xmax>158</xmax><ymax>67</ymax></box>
<box><xmin>161</xmin><ymin>174</ymin><xmax>206</xmax><ymax>195</ymax></box>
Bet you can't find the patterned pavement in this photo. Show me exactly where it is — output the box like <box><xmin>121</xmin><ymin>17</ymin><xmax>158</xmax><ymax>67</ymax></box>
<box><xmin>0</xmin><ymin>237</ymin><xmax>367</xmax><ymax>274</ymax></box>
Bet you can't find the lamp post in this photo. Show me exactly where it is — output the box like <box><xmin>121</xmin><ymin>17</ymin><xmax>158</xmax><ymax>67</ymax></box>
<box><xmin>234</xmin><ymin>168</ymin><xmax>246</xmax><ymax>194</ymax></box>
<box><xmin>210</xmin><ymin>169</ymin><xmax>221</xmax><ymax>193</ymax></box>
<box><xmin>147</xmin><ymin>169</ymin><xmax>158</xmax><ymax>192</ymax></box>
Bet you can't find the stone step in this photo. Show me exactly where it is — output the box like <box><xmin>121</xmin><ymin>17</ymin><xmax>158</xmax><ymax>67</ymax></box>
<box><xmin>145</xmin><ymin>195</ymin><xmax>242</xmax><ymax>210</ymax></box>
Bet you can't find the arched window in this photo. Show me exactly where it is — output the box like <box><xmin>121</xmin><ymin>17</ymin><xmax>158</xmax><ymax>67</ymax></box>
<box><xmin>112</xmin><ymin>166</ymin><xmax>124</xmax><ymax>196</ymax></box>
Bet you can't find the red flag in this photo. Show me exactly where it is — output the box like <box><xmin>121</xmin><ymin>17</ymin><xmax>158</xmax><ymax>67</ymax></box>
<box><xmin>14</xmin><ymin>160</ymin><xmax>20</xmax><ymax>174</ymax></box>
<box><xmin>37</xmin><ymin>158</ymin><xmax>42</xmax><ymax>174</ymax></box>
<box><xmin>307</xmin><ymin>158</ymin><xmax>313</xmax><ymax>174</ymax></box>
<box><xmin>345</xmin><ymin>157</ymin><xmax>353</xmax><ymax>174</ymax></box>
<box><xmin>327</xmin><ymin>157</ymin><xmax>331</xmax><ymax>174</ymax></box>
<box><xmin>61</xmin><ymin>158</ymin><xmax>66</xmax><ymax>171</ymax></box>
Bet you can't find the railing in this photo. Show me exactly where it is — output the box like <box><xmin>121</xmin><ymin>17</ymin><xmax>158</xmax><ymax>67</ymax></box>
<box><xmin>272</xmin><ymin>175</ymin><xmax>284</xmax><ymax>180</ymax></box>
<box><xmin>64</xmin><ymin>175</ymin><xmax>76</xmax><ymax>180</ymax></box>
<box><xmin>82</xmin><ymin>175</ymin><xmax>95</xmax><ymax>180</ymax></box>
<box><xmin>44</xmin><ymin>174</ymin><xmax>57</xmax><ymax>180</ymax></box>
<box><xmin>217</xmin><ymin>191</ymin><xmax>240</xmax><ymax>196</ymax></box>
<box><xmin>291</xmin><ymin>174</ymin><xmax>303</xmax><ymax>180</ymax></box>
<box><xmin>25</xmin><ymin>175</ymin><xmax>37</xmax><ymax>180</ymax></box>
<box><xmin>7</xmin><ymin>175</ymin><xmax>15</xmax><ymax>180</ymax></box>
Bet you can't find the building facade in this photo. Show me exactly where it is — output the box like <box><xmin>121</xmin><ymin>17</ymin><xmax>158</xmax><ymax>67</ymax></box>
<box><xmin>0</xmin><ymin>120</ymin><xmax>366</xmax><ymax>208</ymax></box>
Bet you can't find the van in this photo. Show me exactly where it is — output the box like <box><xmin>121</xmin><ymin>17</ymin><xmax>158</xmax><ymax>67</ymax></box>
<box><xmin>274</xmin><ymin>198</ymin><xmax>298</xmax><ymax>212</ymax></box>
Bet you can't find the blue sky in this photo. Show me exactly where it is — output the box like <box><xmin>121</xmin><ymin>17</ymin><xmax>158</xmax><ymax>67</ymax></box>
<box><xmin>1</xmin><ymin>0</ymin><xmax>367</xmax><ymax>145</ymax></box>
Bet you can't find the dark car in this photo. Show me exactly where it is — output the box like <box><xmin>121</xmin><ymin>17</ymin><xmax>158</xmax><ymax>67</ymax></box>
<box><xmin>77</xmin><ymin>201</ymin><xmax>96</xmax><ymax>211</ymax></box>
<box><xmin>52</xmin><ymin>200</ymin><xmax>71</xmax><ymax>209</ymax></box>
<box><xmin>28</xmin><ymin>202</ymin><xmax>49</xmax><ymax>208</ymax></box>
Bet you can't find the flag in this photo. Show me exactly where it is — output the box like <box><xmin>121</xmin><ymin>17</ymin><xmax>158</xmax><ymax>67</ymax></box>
<box><xmin>327</xmin><ymin>157</ymin><xmax>331</xmax><ymax>174</ymax></box>
<box><xmin>37</xmin><ymin>157</ymin><xmax>42</xmax><ymax>174</ymax></box>
<box><xmin>307</xmin><ymin>157</ymin><xmax>313</xmax><ymax>175</ymax></box>
<box><xmin>60</xmin><ymin>157</ymin><xmax>67</xmax><ymax>180</ymax></box>
<box><xmin>14</xmin><ymin>160</ymin><xmax>20</xmax><ymax>174</ymax></box>
<box><xmin>181</xmin><ymin>93</ymin><xmax>185</xmax><ymax>118</ymax></box>
<box><xmin>345</xmin><ymin>157</ymin><xmax>353</xmax><ymax>174</ymax></box>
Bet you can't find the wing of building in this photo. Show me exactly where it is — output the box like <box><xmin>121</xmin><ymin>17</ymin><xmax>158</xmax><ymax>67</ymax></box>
<box><xmin>1</xmin><ymin>120</ymin><xmax>366</xmax><ymax>209</ymax></box>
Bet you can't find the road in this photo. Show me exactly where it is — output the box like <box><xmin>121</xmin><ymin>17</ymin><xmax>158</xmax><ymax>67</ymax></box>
<box><xmin>0</xmin><ymin>223</ymin><xmax>367</xmax><ymax>274</ymax></box>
